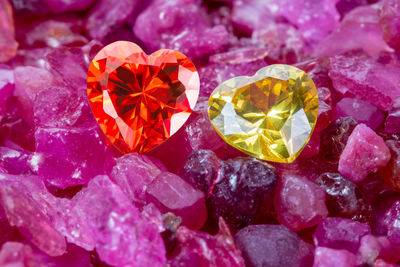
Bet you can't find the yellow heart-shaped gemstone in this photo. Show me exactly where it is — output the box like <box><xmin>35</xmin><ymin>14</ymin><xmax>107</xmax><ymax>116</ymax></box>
<box><xmin>208</xmin><ymin>64</ymin><xmax>318</xmax><ymax>163</ymax></box>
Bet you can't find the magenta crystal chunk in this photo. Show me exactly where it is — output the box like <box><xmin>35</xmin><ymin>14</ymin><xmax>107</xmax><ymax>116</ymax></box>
<box><xmin>146</xmin><ymin>172</ymin><xmax>207</xmax><ymax>230</ymax></box>
<box><xmin>358</xmin><ymin>234</ymin><xmax>400</xmax><ymax>265</ymax></box>
<box><xmin>313</xmin><ymin>217</ymin><xmax>371</xmax><ymax>253</ymax></box>
<box><xmin>275</xmin><ymin>173</ymin><xmax>328</xmax><ymax>231</ymax></box>
<box><xmin>336</xmin><ymin>98</ymin><xmax>384</xmax><ymax>130</ymax></box>
<box><xmin>0</xmin><ymin>242</ymin><xmax>35</xmax><ymax>266</ymax></box>
<box><xmin>313</xmin><ymin>247</ymin><xmax>357</xmax><ymax>267</ymax></box>
<box><xmin>134</xmin><ymin>0</ymin><xmax>228</xmax><ymax>59</ymax></box>
<box><xmin>339</xmin><ymin>124</ymin><xmax>391</xmax><ymax>183</ymax></box>
<box><xmin>235</xmin><ymin>224</ymin><xmax>314</xmax><ymax>267</ymax></box>
<box><xmin>73</xmin><ymin>175</ymin><xmax>166</xmax><ymax>266</ymax></box>
<box><xmin>385</xmin><ymin>97</ymin><xmax>400</xmax><ymax>133</ymax></box>
<box><xmin>329</xmin><ymin>51</ymin><xmax>400</xmax><ymax>111</ymax></box>
<box><xmin>0</xmin><ymin>64</ymin><xmax>14</xmax><ymax>109</ymax></box>
<box><xmin>383</xmin><ymin>200</ymin><xmax>400</xmax><ymax>246</ymax></box>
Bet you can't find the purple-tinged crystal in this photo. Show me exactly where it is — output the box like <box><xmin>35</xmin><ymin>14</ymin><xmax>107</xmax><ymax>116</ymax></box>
<box><xmin>110</xmin><ymin>153</ymin><xmax>165</xmax><ymax>206</ymax></box>
<box><xmin>383</xmin><ymin>200</ymin><xmax>400</xmax><ymax>245</ymax></box>
<box><xmin>329</xmin><ymin>51</ymin><xmax>400</xmax><ymax>111</ymax></box>
<box><xmin>0</xmin><ymin>0</ymin><xmax>18</xmax><ymax>62</ymax></box>
<box><xmin>73</xmin><ymin>175</ymin><xmax>166</xmax><ymax>266</ymax></box>
<box><xmin>313</xmin><ymin>247</ymin><xmax>357</xmax><ymax>267</ymax></box>
<box><xmin>380</xmin><ymin>0</ymin><xmax>400</xmax><ymax>50</ymax></box>
<box><xmin>0</xmin><ymin>242</ymin><xmax>35</xmax><ymax>266</ymax></box>
<box><xmin>209</xmin><ymin>157</ymin><xmax>278</xmax><ymax>229</ymax></box>
<box><xmin>313</xmin><ymin>217</ymin><xmax>371</xmax><ymax>253</ymax></box>
<box><xmin>358</xmin><ymin>234</ymin><xmax>400</xmax><ymax>265</ymax></box>
<box><xmin>169</xmin><ymin>218</ymin><xmax>245</xmax><ymax>267</ymax></box>
<box><xmin>86</xmin><ymin>0</ymin><xmax>136</xmax><ymax>40</ymax></box>
<box><xmin>0</xmin><ymin>64</ymin><xmax>14</xmax><ymax>109</ymax></box>
<box><xmin>315</xmin><ymin>5</ymin><xmax>391</xmax><ymax>57</ymax></box>
<box><xmin>339</xmin><ymin>124</ymin><xmax>391</xmax><ymax>183</ymax></box>
<box><xmin>385</xmin><ymin>97</ymin><xmax>400</xmax><ymax>133</ymax></box>
<box><xmin>42</xmin><ymin>0</ymin><xmax>96</xmax><ymax>13</ymax></box>
<box><xmin>146</xmin><ymin>172</ymin><xmax>207</xmax><ymax>230</ymax></box>
<box><xmin>0</xmin><ymin>145</ymin><xmax>32</xmax><ymax>174</ymax></box>
<box><xmin>34</xmin><ymin>125</ymin><xmax>114</xmax><ymax>188</ymax></box>
<box><xmin>336</xmin><ymin>98</ymin><xmax>384</xmax><ymax>130</ymax></box>
<box><xmin>134</xmin><ymin>0</ymin><xmax>228</xmax><ymax>59</ymax></box>
<box><xmin>235</xmin><ymin>224</ymin><xmax>314</xmax><ymax>267</ymax></box>
<box><xmin>275</xmin><ymin>173</ymin><xmax>328</xmax><ymax>231</ymax></box>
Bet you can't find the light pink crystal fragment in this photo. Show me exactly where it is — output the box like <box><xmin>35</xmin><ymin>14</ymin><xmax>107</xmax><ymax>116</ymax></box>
<box><xmin>336</xmin><ymin>98</ymin><xmax>385</xmax><ymax>130</ymax></box>
<box><xmin>0</xmin><ymin>0</ymin><xmax>18</xmax><ymax>62</ymax></box>
<box><xmin>339</xmin><ymin>124</ymin><xmax>391</xmax><ymax>183</ymax></box>
<box><xmin>313</xmin><ymin>247</ymin><xmax>357</xmax><ymax>267</ymax></box>
<box><xmin>146</xmin><ymin>172</ymin><xmax>207</xmax><ymax>230</ymax></box>
<box><xmin>0</xmin><ymin>242</ymin><xmax>35</xmax><ymax>266</ymax></box>
<box><xmin>274</xmin><ymin>173</ymin><xmax>328</xmax><ymax>231</ymax></box>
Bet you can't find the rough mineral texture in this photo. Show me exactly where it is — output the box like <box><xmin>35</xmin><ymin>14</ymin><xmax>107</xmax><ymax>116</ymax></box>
<box><xmin>339</xmin><ymin>124</ymin><xmax>391</xmax><ymax>183</ymax></box>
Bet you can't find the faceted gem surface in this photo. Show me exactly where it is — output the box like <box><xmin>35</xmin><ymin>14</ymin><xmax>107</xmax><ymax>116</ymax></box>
<box><xmin>87</xmin><ymin>41</ymin><xmax>199</xmax><ymax>154</ymax></box>
<box><xmin>208</xmin><ymin>64</ymin><xmax>318</xmax><ymax>163</ymax></box>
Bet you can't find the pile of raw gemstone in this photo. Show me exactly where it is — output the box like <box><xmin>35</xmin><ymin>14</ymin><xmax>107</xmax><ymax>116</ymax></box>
<box><xmin>0</xmin><ymin>0</ymin><xmax>400</xmax><ymax>266</ymax></box>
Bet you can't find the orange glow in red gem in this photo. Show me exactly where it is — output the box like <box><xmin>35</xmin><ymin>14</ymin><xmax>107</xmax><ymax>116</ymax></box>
<box><xmin>87</xmin><ymin>41</ymin><xmax>200</xmax><ymax>153</ymax></box>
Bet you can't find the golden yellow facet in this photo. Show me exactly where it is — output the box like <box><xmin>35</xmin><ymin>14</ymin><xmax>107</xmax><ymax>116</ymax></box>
<box><xmin>208</xmin><ymin>64</ymin><xmax>319</xmax><ymax>163</ymax></box>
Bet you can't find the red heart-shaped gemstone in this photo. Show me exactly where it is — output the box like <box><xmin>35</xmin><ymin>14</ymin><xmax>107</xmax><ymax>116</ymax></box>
<box><xmin>87</xmin><ymin>41</ymin><xmax>200</xmax><ymax>154</ymax></box>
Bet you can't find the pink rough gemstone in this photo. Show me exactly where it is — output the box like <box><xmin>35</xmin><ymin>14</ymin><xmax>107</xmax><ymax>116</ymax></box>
<box><xmin>336</xmin><ymin>98</ymin><xmax>385</xmax><ymax>130</ymax></box>
<box><xmin>169</xmin><ymin>218</ymin><xmax>245</xmax><ymax>267</ymax></box>
<box><xmin>146</xmin><ymin>172</ymin><xmax>207</xmax><ymax>230</ymax></box>
<box><xmin>0</xmin><ymin>145</ymin><xmax>32</xmax><ymax>174</ymax></box>
<box><xmin>0</xmin><ymin>242</ymin><xmax>35</xmax><ymax>266</ymax></box>
<box><xmin>313</xmin><ymin>217</ymin><xmax>371</xmax><ymax>253</ymax></box>
<box><xmin>315</xmin><ymin>5</ymin><xmax>391</xmax><ymax>57</ymax></box>
<box><xmin>380</xmin><ymin>0</ymin><xmax>400</xmax><ymax>50</ymax></box>
<box><xmin>134</xmin><ymin>0</ymin><xmax>228</xmax><ymax>59</ymax></box>
<box><xmin>0</xmin><ymin>64</ymin><xmax>14</xmax><ymax>109</ymax></box>
<box><xmin>358</xmin><ymin>234</ymin><xmax>400</xmax><ymax>265</ymax></box>
<box><xmin>14</xmin><ymin>66</ymin><xmax>54</xmax><ymax>124</ymax></box>
<box><xmin>329</xmin><ymin>51</ymin><xmax>400</xmax><ymax>111</ymax></box>
<box><xmin>385</xmin><ymin>97</ymin><xmax>400</xmax><ymax>133</ymax></box>
<box><xmin>374</xmin><ymin>259</ymin><xmax>400</xmax><ymax>267</ymax></box>
<box><xmin>274</xmin><ymin>173</ymin><xmax>328</xmax><ymax>231</ymax></box>
<box><xmin>73</xmin><ymin>175</ymin><xmax>166</xmax><ymax>266</ymax></box>
<box><xmin>0</xmin><ymin>0</ymin><xmax>18</xmax><ymax>62</ymax></box>
<box><xmin>338</xmin><ymin>124</ymin><xmax>391</xmax><ymax>183</ymax></box>
<box><xmin>383</xmin><ymin>200</ymin><xmax>400</xmax><ymax>245</ymax></box>
<box><xmin>34</xmin><ymin>125</ymin><xmax>114</xmax><ymax>188</ymax></box>
<box><xmin>313</xmin><ymin>247</ymin><xmax>357</xmax><ymax>267</ymax></box>
<box><xmin>0</xmin><ymin>174</ymin><xmax>67</xmax><ymax>256</ymax></box>
<box><xmin>86</xmin><ymin>0</ymin><xmax>137</xmax><ymax>40</ymax></box>
<box><xmin>235</xmin><ymin>224</ymin><xmax>314</xmax><ymax>267</ymax></box>
<box><xmin>110</xmin><ymin>153</ymin><xmax>165</xmax><ymax>206</ymax></box>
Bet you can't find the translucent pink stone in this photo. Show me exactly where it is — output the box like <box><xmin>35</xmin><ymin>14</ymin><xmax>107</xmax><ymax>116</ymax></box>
<box><xmin>0</xmin><ymin>242</ymin><xmax>35</xmax><ymax>266</ymax></box>
<box><xmin>380</xmin><ymin>0</ymin><xmax>400</xmax><ymax>50</ymax></box>
<box><xmin>358</xmin><ymin>235</ymin><xmax>400</xmax><ymax>265</ymax></box>
<box><xmin>134</xmin><ymin>0</ymin><xmax>228</xmax><ymax>59</ymax></box>
<box><xmin>110</xmin><ymin>153</ymin><xmax>165</xmax><ymax>206</ymax></box>
<box><xmin>34</xmin><ymin>125</ymin><xmax>114</xmax><ymax>188</ymax></box>
<box><xmin>0</xmin><ymin>145</ymin><xmax>32</xmax><ymax>174</ymax></box>
<box><xmin>0</xmin><ymin>174</ymin><xmax>66</xmax><ymax>256</ymax></box>
<box><xmin>339</xmin><ymin>124</ymin><xmax>391</xmax><ymax>183</ymax></box>
<box><xmin>169</xmin><ymin>218</ymin><xmax>245</xmax><ymax>267</ymax></box>
<box><xmin>313</xmin><ymin>247</ymin><xmax>357</xmax><ymax>267</ymax></box>
<box><xmin>14</xmin><ymin>66</ymin><xmax>54</xmax><ymax>124</ymax></box>
<box><xmin>73</xmin><ymin>175</ymin><xmax>166</xmax><ymax>266</ymax></box>
<box><xmin>146</xmin><ymin>172</ymin><xmax>207</xmax><ymax>230</ymax></box>
<box><xmin>329</xmin><ymin>51</ymin><xmax>400</xmax><ymax>111</ymax></box>
<box><xmin>385</xmin><ymin>97</ymin><xmax>400</xmax><ymax>133</ymax></box>
<box><xmin>0</xmin><ymin>0</ymin><xmax>18</xmax><ymax>62</ymax></box>
<box><xmin>315</xmin><ymin>5</ymin><xmax>391</xmax><ymax>57</ymax></box>
<box><xmin>235</xmin><ymin>224</ymin><xmax>314</xmax><ymax>267</ymax></box>
<box><xmin>384</xmin><ymin>201</ymin><xmax>400</xmax><ymax>246</ymax></box>
<box><xmin>336</xmin><ymin>98</ymin><xmax>385</xmax><ymax>130</ymax></box>
<box><xmin>274</xmin><ymin>173</ymin><xmax>328</xmax><ymax>231</ymax></box>
<box><xmin>86</xmin><ymin>0</ymin><xmax>137</xmax><ymax>40</ymax></box>
<box><xmin>313</xmin><ymin>217</ymin><xmax>371</xmax><ymax>253</ymax></box>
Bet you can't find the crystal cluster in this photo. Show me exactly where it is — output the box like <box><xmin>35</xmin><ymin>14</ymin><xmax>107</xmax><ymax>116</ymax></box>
<box><xmin>0</xmin><ymin>0</ymin><xmax>400</xmax><ymax>266</ymax></box>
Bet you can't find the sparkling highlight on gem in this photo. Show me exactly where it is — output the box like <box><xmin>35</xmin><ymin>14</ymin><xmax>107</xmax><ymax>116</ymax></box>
<box><xmin>87</xmin><ymin>41</ymin><xmax>200</xmax><ymax>154</ymax></box>
<box><xmin>208</xmin><ymin>64</ymin><xmax>319</xmax><ymax>163</ymax></box>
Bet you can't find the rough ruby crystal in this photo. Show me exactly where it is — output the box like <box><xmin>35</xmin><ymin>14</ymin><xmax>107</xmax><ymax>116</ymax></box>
<box><xmin>87</xmin><ymin>41</ymin><xmax>200</xmax><ymax>154</ymax></box>
<box><xmin>313</xmin><ymin>247</ymin><xmax>357</xmax><ymax>267</ymax></box>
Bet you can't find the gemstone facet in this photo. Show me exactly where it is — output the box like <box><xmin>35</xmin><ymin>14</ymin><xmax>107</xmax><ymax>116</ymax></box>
<box><xmin>87</xmin><ymin>41</ymin><xmax>200</xmax><ymax>154</ymax></box>
<box><xmin>208</xmin><ymin>64</ymin><xmax>318</xmax><ymax>163</ymax></box>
